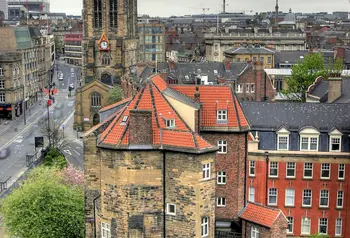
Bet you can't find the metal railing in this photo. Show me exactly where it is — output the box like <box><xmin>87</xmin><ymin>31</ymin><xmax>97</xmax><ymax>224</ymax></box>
<box><xmin>215</xmin><ymin>230</ymin><xmax>242</xmax><ymax>238</ymax></box>
<box><xmin>0</xmin><ymin>177</ymin><xmax>11</xmax><ymax>193</ymax></box>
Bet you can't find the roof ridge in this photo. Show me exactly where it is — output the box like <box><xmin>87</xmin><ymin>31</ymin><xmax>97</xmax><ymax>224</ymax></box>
<box><xmin>232</xmin><ymin>89</ymin><xmax>242</xmax><ymax>131</ymax></box>
<box><xmin>149</xmin><ymin>84</ymin><xmax>162</xmax><ymax>146</ymax></box>
<box><xmin>192</xmin><ymin>132</ymin><xmax>199</xmax><ymax>149</ymax></box>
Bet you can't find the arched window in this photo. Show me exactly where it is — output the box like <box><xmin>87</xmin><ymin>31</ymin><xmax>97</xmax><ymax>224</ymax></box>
<box><xmin>101</xmin><ymin>54</ymin><xmax>111</xmax><ymax>65</ymax></box>
<box><xmin>93</xmin><ymin>114</ymin><xmax>100</xmax><ymax>125</ymax></box>
<box><xmin>101</xmin><ymin>73</ymin><xmax>112</xmax><ymax>86</ymax></box>
<box><xmin>91</xmin><ymin>92</ymin><xmax>101</xmax><ymax>107</ymax></box>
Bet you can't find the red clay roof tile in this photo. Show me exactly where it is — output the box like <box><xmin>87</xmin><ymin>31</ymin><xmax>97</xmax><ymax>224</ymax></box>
<box><xmin>239</xmin><ymin>203</ymin><xmax>282</xmax><ymax>228</ymax></box>
<box><xmin>152</xmin><ymin>75</ymin><xmax>168</xmax><ymax>92</ymax></box>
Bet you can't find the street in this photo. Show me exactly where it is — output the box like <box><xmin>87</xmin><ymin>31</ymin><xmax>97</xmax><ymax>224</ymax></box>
<box><xmin>0</xmin><ymin>61</ymin><xmax>83</xmax><ymax>189</ymax></box>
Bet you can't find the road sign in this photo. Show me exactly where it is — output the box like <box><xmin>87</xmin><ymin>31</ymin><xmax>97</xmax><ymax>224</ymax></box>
<box><xmin>35</xmin><ymin>137</ymin><xmax>44</xmax><ymax>148</ymax></box>
<box><xmin>62</xmin><ymin>124</ymin><xmax>65</xmax><ymax>129</ymax></box>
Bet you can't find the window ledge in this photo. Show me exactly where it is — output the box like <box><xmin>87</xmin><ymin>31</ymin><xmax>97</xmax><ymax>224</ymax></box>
<box><xmin>269</xmin><ymin>176</ymin><xmax>279</xmax><ymax>179</ymax></box>
<box><xmin>301</xmin><ymin>206</ymin><xmax>312</xmax><ymax>208</ymax></box>
<box><xmin>337</xmin><ymin>179</ymin><xmax>345</xmax><ymax>181</ymax></box>
<box><xmin>285</xmin><ymin>205</ymin><xmax>295</xmax><ymax>208</ymax></box>
<box><xmin>249</xmin><ymin>175</ymin><xmax>256</xmax><ymax>178</ymax></box>
<box><xmin>336</xmin><ymin>207</ymin><xmax>344</xmax><ymax>210</ymax></box>
<box><xmin>302</xmin><ymin>177</ymin><xmax>313</xmax><ymax>180</ymax></box>
<box><xmin>319</xmin><ymin>206</ymin><xmax>329</xmax><ymax>209</ymax></box>
<box><xmin>285</xmin><ymin>177</ymin><xmax>296</xmax><ymax>180</ymax></box>
<box><xmin>320</xmin><ymin>178</ymin><xmax>331</xmax><ymax>181</ymax></box>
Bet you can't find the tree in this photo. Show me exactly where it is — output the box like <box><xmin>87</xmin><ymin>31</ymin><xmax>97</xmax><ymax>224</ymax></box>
<box><xmin>0</xmin><ymin>167</ymin><xmax>84</xmax><ymax>238</ymax></box>
<box><xmin>309</xmin><ymin>234</ymin><xmax>330</xmax><ymax>238</ymax></box>
<box><xmin>38</xmin><ymin>117</ymin><xmax>71</xmax><ymax>151</ymax></box>
<box><xmin>44</xmin><ymin>148</ymin><xmax>67</xmax><ymax>169</ymax></box>
<box><xmin>108</xmin><ymin>86</ymin><xmax>124</xmax><ymax>104</ymax></box>
<box><xmin>54</xmin><ymin>36</ymin><xmax>63</xmax><ymax>54</ymax></box>
<box><xmin>283</xmin><ymin>53</ymin><xmax>344</xmax><ymax>102</ymax></box>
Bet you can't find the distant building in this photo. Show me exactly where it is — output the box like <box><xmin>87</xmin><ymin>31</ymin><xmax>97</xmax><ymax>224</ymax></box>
<box><xmin>138</xmin><ymin>21</ymin><xmax>166</xmax><ymax>63</ymax></box>
<box><xmin>8</xmin><ymin>0</ymin><xmax>50</xmax><ymax>13</ymax></box>
<box><xmin>64</xmin><ymin>33</ymin><xmax>82</xmax><ymax>66</ymax></box>
<box><xmin>0</xmin><ymin>0</ymin><xmax>8</xmax><ymax>20</ymax></box>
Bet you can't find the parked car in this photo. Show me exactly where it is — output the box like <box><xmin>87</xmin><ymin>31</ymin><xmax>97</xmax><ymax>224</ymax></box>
<box><xmin>58</xmin><ymin>73</ymin><xmax>64</xmax><ymax>81</ymax></box>
<box><xmin>0</xmin><ymin>147</ymin><xmax>10</xmax><ymax>159</ymax></box>
<box><xmin>13</xmin><ymin>135</ymin><xmax>24</xmax><ymax>144</ymax></box>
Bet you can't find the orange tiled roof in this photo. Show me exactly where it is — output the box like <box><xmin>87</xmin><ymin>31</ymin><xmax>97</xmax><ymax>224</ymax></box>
<box><xmin>99</xmin><ymin>98</ymin><xmax>132</xmax><ymax>113</ymax></box>
<box><xmin>152</xmin><ymin>75</ymin><xmax>249</xmax><ymax>131</ymax></box>
<box><xmin>239</xmin><ymin>203</ymin><xmax>283</xmax><ymax>228</ymax></box>
<box><xmin>97</xmin><ymin>79</ymin><xmax>216</xmax><ymax>154</ymax></box>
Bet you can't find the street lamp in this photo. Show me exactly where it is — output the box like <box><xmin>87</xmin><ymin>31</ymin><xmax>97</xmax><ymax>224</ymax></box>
<box><xmin>265</xmin><ymin>151</ymin><xmax>269</xmax><ymax>206</ymax></box>
<box><xmin>47</xmin><ymin>99</ymin><xmax>52</xmax><ymax>148</ymax></box>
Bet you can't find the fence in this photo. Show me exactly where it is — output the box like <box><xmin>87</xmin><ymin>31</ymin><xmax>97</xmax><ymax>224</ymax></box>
<box><xmin>215</xmin><ymin>230</ymin><xmax>241</xmax><ymax>238</ymax></box>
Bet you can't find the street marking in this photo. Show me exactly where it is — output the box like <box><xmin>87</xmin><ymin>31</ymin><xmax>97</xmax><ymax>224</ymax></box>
<box><xmin>75</xmin><ymin>139</ymin><xmax>83</xmax><ymax>146</ymax></box>
<box><xmin>63</xmin><ymin>150</ymin><xmax>72</xmax><ymax>155</ymax></box>
<box><xmin>73</xmin><ymin>149</ymin><xmax>81</xmax><ymax>156</ymax></box>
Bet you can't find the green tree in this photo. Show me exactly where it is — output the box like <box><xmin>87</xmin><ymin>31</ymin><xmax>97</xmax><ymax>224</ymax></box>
<box><xmin>284</xmin><ymin>53</ymin><xmax>330</xmax><ymax>102</ymax></box>
<box><xmin>44</xmin><ymin>148</ymin><xmax>67</xmax><ymax>169</ymax></box>
<box><xmin>0</xmin><ymin>167</ymin><xmax>84</xmax><ymax>238</ymax></box>
<box><xmin>108</xmin><ymin>86</ymin><xmax>124</xmax><ymax>104</ymax></box>
<box><xmin>54</xmin><ymin>36</ymin><xmax>63</xmax><ymax>54</ymax></box>
<box><xmin>308</xmin><ymin>233</ymin><xmax>330</xmax><ymax>238</ymax></box>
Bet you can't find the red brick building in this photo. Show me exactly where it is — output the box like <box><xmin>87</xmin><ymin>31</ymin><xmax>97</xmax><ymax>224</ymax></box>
<box><xmin>242</xmin><ymin>102</ymin><xmax>350</xmax><ymax>238</ymax></box>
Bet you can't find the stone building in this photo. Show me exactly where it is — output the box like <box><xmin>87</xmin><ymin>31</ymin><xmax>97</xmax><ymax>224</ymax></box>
<box><xmin>0</xmin><ymin>53</ymin><xmax>23</xmax><ymax>120</ymax></box>
<box><xmin>84</xmin><ymin>79</ymin><xmax>217</xmax><ymax>237</ymax></box>
<box><xmin>74</xmin><ymin>0</ymin><xmax>139</xmax><ymax>131</ymax></box>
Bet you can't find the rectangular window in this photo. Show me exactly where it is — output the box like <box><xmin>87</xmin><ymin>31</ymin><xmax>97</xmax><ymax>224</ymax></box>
<box><xmin>252</xmin><ymin>56</ymin><xmax>257</xmax><ymax>62</ymax></box>
<box><xmin>310</xmin><ymin>137</ymin><xmax>318</xmax><ymax>150</ymax></box>
<box><xmin>338</xmin><ymin>164</ymin><xmax>345</xmax><ymax>180</ymax></box>
<box><xmin>217</xmin><ymin>171</ymin><xmax>226</xmax><ymax>185</ymax></box>
<box><xmin>269</xmin><ymin>161</ymin><xmax>278</xmax><ymax>177</ymax></box>
<box><xmin>250</xmin><ymin>84</ymin><xmax>255</xmax><ymax>93</ymax></box>
<box><xmin>217</xmin><ymin>140</ymin><xmax>227</xmax><ymax>154</ymax></box>
<box><xmin>249</xmin><ymin>187</ymin><xmax>255</xmax><ymax>202</ymax></box>
<box><xmin>304</xmin><ymin>163</ymin><xmax>313</xmax><ymax>178</ymax></box>
<box><xmin>287</xmin><ymin>217</ymin><xmax>294</xmax><ymax>234</ymax></box>
<box><xmin>0</xmin><ymin>68</ymin><xmax>3</xmax><ymax>76</ymax></box>
<box><xmin>260</xmin><ymin>57</ymin><xmax>264</xmax><ymax>62</ymax></box>
<box><xmin>337</xmin><ymin>191</ymin><xmax>343</xmax><ymax>208</ymax></box>
<box><xmin>319</xmin><ymin>218</ymin><xmax>328</xmax><ymax>234</ymax></box>
<box><xmin>167</xmin><ymin>203</ymin><xmax>176</xmax><ymax>215</ymax></box>
<box><xmin>335</xmin><ymin>218</ymin><xmax>342</xmax><ymax>236</ymax></box>
<box><xmin>0</xmin><ymin>80</ymin><xmax>4</xmax><ymax>89</ymax></box>
<box><xmin>319</xmin><ymin>190</ymin><xmax>329</xmax><ymax>207</ymax></box>
<box><xmin>166</xmin><ymin>119</ymin><xmax>175</xmax><ymax>128</ymax></box>
<box><xmin>268</xmin><ymin>188</ymin><xmax>278</xmax><ymax>205</ymax></box>
<box><xmin>330</xmin><ymin>136</ymin><xmax>341</xmax><ymax>152</ymax></box>
<box><xmin>246</xmin><ymin>83</ymin><xmax>250</xmax><ymax>93</ymax></box>
<box><xmin>286</xmin><ymin>162</ymin><xmax>296</xmax><ymax>178</ymax></box>
<box><xmin>217</xmin><ymin>110</ymin><xmax>227</xmax><ymax>121</ymax></box>
<box><xmin>251</xmin><ymin>226</ymin><xmax>259</xmax><ymax>238</ymax></box>
<box><xmin>285</xmin><ymin>188</ymin><xmax>295</xmax><ymax>206</ymax></box>
<box><xmin>321</xmin><ymin>163</ymin><xmax>330</xmax><ymax>179</ymax></box>
<box><xmin>302</xmin><ymin>189</ymin><xmax>312</xmax><ymax>207</ymax></box>
<box><xmin>249</xmin><ymin>161</ymin><xmax>255</xmax><ymax>176</ymax></box>
<box><xmin>236</xmin><ymin>84</ymin><xmax>243</xmax><ymax>93</ymax></box>
<box><xmin>201</xmin><ymin>217</ymin><xmax>209</xmax><ymax>237</ymax></box>
<box><xmin>301</xmin><ymin>136</ymin><xmax>318</xmax><ymax>151</ymax></box>
<box><xmin>301</xmin><ymin>218</ymin><xmax>311</xmax><ymax>235</ymax></box>
<box><xmin>202</xmin><ymin>163</ymin><xmax>210</xmax><ymax>180</ymax></box>
<box><xmin>0</xmin><ymin>92</ymin><xmax>5</xmax><ymax>103</ymax></box>
<box><xmin>278</xmin><ymin>135</ymin><xmax>289</xmax><ymax>150</ymax></box>
<box><xmin>217</xmin><ymin>197</ymin><xmax>226</xmax><ymax>207</ymax></box>
<box><xmin>101</xmin><ymin>222</ymin><xmax>111</xmax><ymax>238</ymax></box>
<box><xmin>267</xmin><ymin>57</ymin><xmax>272</xmax><ymax>64</ymax></box>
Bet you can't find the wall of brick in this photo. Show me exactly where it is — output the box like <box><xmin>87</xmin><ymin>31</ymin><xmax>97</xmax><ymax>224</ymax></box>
<box><xmin>201</xmin><ymin>132</ymin><xmax>247</xmax><ymax>222</ymax></box>
<box><xmin>270</xmin><ymin>213</ymin><xmax>288</xmax><ymax>238</ymax></box>
<box><xmin>243</xmin><ymin>220</ymin><xmax>272</xmax><ymax>238</ymax></box>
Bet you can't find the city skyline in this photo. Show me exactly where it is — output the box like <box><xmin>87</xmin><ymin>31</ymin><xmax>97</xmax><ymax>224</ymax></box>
<box><xmin>51</xmin><ymin>0</ymin><xmax>350</xmax><ymax>16</ymax></box>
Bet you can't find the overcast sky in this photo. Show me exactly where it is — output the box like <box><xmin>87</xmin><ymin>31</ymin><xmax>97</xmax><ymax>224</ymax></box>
<box><xmin>50</xmin><ymin>0</ymin><xmax>350</xmax><ymax>16</ymax></box>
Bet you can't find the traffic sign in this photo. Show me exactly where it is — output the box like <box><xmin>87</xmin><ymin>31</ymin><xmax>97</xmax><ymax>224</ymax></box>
<box><xmin>62</xmin><ymin>124</ymin><xmax>65</xmax><ymax>129</ymax></box>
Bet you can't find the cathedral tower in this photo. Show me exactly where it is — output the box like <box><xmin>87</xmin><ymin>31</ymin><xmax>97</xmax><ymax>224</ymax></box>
<box><xmin>74</xmin><ymin>0</ymin><xmax>138</xmax><ymax>131</ymax></box>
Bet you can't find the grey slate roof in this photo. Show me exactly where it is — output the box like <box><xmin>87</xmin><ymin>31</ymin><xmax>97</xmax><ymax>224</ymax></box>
<box><xmin>310</xmin><ymin>80</ymin><xmax>329</xmax><ymax>98</ymax></box>
<box><xmin>225</xmin><ymin>47</ymin><xmax>275</xmax><ymax>55</ymax></box>
<box><xmin>308</xmin><ymin>78</ymin><xmax>350</xmax><ymax>103</ymax></box>
<box><xmin>163</xmin><ymin>87</ymin><xmax>200</xmax><ymax>109</ymax></box>
<box><xmin>241</xmin><ymin>102</ymin><xmax>350</xmax><ymax>132</ymax></box>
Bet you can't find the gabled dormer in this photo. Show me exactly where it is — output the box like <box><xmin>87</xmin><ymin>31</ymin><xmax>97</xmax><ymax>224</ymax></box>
<box><xmin>329</xmin><ymin>127</ymin><xmax>343</xmax><ymax>152</ymax></box>
<box><xmin>276</xmin><ymin>126</ymin><xmax>290</xmax><ymax>151</ymax></box>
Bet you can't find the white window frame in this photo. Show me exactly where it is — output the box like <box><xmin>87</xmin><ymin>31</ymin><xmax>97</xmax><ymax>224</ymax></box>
<box><xmin>201</xmin><ymin>217</ymin><xmax>209</xmax><ymax>237</ymax></box>
<box><xmin>166</xmin><ymin>119</ymin><xmax>175</xmax><ymax>128</ymax></box>
<box><xmin>302</xmin><ymin>189</ymin><xmax>312</xmax><ymax>207</ymax></box>
<box><xmin>251</xmin><ymin>226</ymin><xmax>259</xmax><ymax>238</ymax></box>
<box><xmin>337</xmin><ymin>191</ymin><xmax>344</xmax><ymax>208</ymax></box>
<box><xmin>319</xmin><ymin>218</ymin><xmax>328</xmax><ymax>235</ymax></box>
<box><xmin>217</xmin><ymin>110</ymin><xmax>227</xmax><ymax>121</ymax></box>
<box><xmin>236</xmin><ymin>84</ymin><xmax>243</xmax><ymax>93</ymax></box>
<box><xmin>202</xmin><ymin>163</ymin><xmax>210</xmax><ymax>180</ymax></box>
<box><xmin>330</xmin><ymin>135</ymin><xmax>342</xmax><ymax>152</ymax></box>
<box><xmin>0</xmin><ymin>67</ymin><xmax>3</xmax><ymax>76</ymax></box>
<box><xmin>268</xmin><ymin>188</ymin><xmax>278</xmax><ymax>206</ymax></box>
<box><xmin>217</xmin><ymin>140</ymin><xmax>227</xmax><ymax>154</ymax></box>
<box><xmin>304</xmin><ymin>163</ymin><xmax>313</xmax><ymax>179</ymax></box>
<box><xmin>301</xmin><ymin>217</ymin><xmax>311</xmax><ymax>235</ymax></box>
<box><xmin>321</xmin><ymin>163</ymin><xmax>331</xmax><ymax>179</ymax></box>
<box><xmin>335</xmin><ymin>218</ymin><xmax>342</xmax><ymax>236</ymax></box>
<box><xmin>0</xmin><ymin>92</ymin><xmax>5</xmax><ymax>103</ymax></box>
<box><xmin>286</xmin><ymin>162</ymin><xmax>296</xmax><ymax>178</ymax></box>
<box><xmin>269</xmin><ymin>161</ymin><xmax>278</xmax><ymax>178</ymax></box>
<box><xmin>319</xmin><ymin>190</ymin><xmax>329</xmax><ymax>208</ymax></box>
<box><xmin>250</xmin><ymin>84</ymin><xmax>255</xmax><ymax>93</ymax></box>
<box><xmin>285</xmin><ymin>188</ymin><xmax>295</xmax><ymax>207</ymax></box>
<box><xmin>277</xmin><ymin>135</ymin><xmax>289</xmax><ymax>151</ymax></box>
<box><xmin>217</xmin><ymin>171</ymin><xmax>226</xmax><ymax>185</ymax></box>
<box><xmin>246</xmin><ymin>83</ymin><xmax>250</xmax><ymax>93</ymax></box>
<box><xmin>338</xmin><ymin>164</ymin><xmax>345</xmax><ymax>180</ymax></box>
<box><xmin>101</xmin><ymin>222</ymin><xmax>111</xmax><ymax>238</ymax></box>
<box><xmin>166</xmin><ymin>203</ymin><xmax>176</xmax><ymax>216</ymax></box>
<box><xmin>249</xmin><ymin>161</ymin><xmax>255</xmax><ymax>177</ymax></box>
<box><xmin>217</xmin><ymin>197</ymin><xmax>226</xmax><ymax>207</ymax></box>
<box><xmin>0</xmin><ymin>80</ymin><xmax>4</xmax><ymax>89</ymax></box>
<box><xmin>249</xmin><ymin>187</ymin><xmax>255</xmax><ymax>202</ymax></box>
<box><xmin>300</xmin><ymin>136</ymin><xmax>319</xmax><ymax>151</ymax></box>
<box><xmin>287</xmin><ymin>216</ymin><xmax>294</xmax><ymax>234</ymax></box>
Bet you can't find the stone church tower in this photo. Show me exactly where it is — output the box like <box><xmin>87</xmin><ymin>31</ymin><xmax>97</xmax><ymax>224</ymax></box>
<box><xmin>74</xmin><ymin>0</ymin><xmax>138</xmax><ymax>131</ymax></box>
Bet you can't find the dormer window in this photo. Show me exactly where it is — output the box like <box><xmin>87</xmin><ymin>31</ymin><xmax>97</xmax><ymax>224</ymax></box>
<box><xmin>217</xmin><ymin>110</ymin><xmax>227</xmax><ymax>121</ymax></box>
<box><xmin>277</xmin><ymin>127</ymin><xmax>290</xmax><ymax>151</ymax></box>
<box><xmin>166</xmin><ymin>119</ymin><xmax>175</xmax><ymax>128</ymax></box>
<box><xmin>329</xmin><ymin>128</ymin><xmax>342</xmax><ymax>152</ymax></box>
<box><xmin>299</xmin><ymin>127</ymin><xmax>320</xmax><ymax>151</ymax></box>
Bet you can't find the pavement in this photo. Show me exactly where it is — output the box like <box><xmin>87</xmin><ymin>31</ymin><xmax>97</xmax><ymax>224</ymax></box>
<box><xmin>0</xmin><ymin>61</ymin><xmax>84</xmax><ymax>191</ymax></box>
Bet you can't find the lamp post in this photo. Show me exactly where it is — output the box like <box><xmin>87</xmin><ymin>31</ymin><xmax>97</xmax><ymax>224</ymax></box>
<box><xmin>265</xmin><ymin>151</ymin><xmax>270</xmax><ymax>206</ymax></box>
<box><xmin>47</xmin><ymin>99</ymin><xmax>51</xmax><ymax>148</ymax></box>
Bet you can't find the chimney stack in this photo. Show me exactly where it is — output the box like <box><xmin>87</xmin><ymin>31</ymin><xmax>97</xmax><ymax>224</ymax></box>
<box><xmin>129</xmin><ymin>110</ymin><xmax>153</xmax><ymax>145</ymax></box>
<box><xmin>225</xmin><ymin>59</ymin><xmax>231</xmax><ymax>71</ymax></box>
<box><xmin>194</xmin><ymin>86</ymin><xmax>200</xmax><ymax>103</ymax></box>
<box><xmin>328</xmin><ymin>76</ymin><xmax>342</xmax><ymax>103</ymax></box>
<box><xmin>169</xmin><ymin>60</ymin><xmax>175</xmax><ymax>72</ymax></box>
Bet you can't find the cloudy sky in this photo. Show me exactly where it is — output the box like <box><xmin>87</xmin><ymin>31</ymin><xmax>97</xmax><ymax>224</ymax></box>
<box><xmin>51</xmin><ymin>0</ymin><xmax>349</xmax><ymax>16</ymax></box>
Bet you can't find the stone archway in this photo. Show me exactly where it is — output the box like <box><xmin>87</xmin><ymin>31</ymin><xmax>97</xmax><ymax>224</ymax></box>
<box><xmin>101</xmin><ymin>73</ymin><xmax>112</xmax><ymax>86</ymax></box>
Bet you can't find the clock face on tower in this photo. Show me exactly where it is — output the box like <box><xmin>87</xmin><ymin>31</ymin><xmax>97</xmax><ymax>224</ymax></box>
<box><xmin>100</xmin><ymin>41</ymin><xmax>108</xmax><ymax>50</ymax></box>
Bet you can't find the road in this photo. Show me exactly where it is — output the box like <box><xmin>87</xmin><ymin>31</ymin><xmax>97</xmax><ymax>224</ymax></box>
<box><xmin>0</xmin><ymin>61</ymin><xmax>83</xmax><ymax>188</ymax></box>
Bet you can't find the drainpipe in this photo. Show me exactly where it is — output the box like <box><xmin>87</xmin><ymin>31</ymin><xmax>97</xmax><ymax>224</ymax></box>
<box><xmin>163</xmin><ymin>151</ymin><xmax>166</xmax><ymax>238</ymax></box>
<box><xmin>265</xmin><ymin>151</ymin><xmax>269</xmax><ymax>206</ymax></box>
<box><xmin>264</xmin><ymin>72</ymin><xmax>267</xmax><ymax>101</ymax></box>
<box><xmin>244</xmin><ymin>133</ymin><xmax>248</xmax><ymax>207</ymax></box>
<box><xmin>93</xmin><ymin>194</ymin><xmax>101</xmax><ymax>238</ymax></box>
